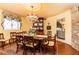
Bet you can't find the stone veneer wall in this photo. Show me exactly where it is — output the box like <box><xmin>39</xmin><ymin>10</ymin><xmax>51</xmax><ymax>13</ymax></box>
<box><xmin>71</xmin><ymin>4</ymin><xmax>79</xmax><ymax>51</ymax></box>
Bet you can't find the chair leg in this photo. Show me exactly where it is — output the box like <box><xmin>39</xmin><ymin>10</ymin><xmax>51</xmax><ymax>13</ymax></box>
<box><xmin>16</xmin><ymin>44</ymin><xmax>19</xmax><ymax>53</ymax></box>
<box><xmin>51</xmin><ymin>47</ymin><xmax>56</xmax><ymax>55</ymax></box>
<box><xmin>44</xmin><ymin>46</ymin><xmax>49</xmax><ymax>54</ymax></box>
<box><xmin>43</xmin><ymin>46</ymin><xmax>46</xmax><ymax>54</ymax></box>
<box><xmin>9</xmin><ymin>39</ymin><xmax>13</xmax><ymax>45</ymax></box>
<box><xmin>29</xmin><ymin>48</ymin><xmax>36</xmax><ymax>55</ymax></box>
<box><xmin>54</xmin><ymin>47</ymin><xmax>57</xmax><ymax>55</ymax></box>
<box><xmin>23</xmin><ymin>49</ymin><xmax>27</xmax><ymax>55</ymax></box>
<box><xmin>33</xmin><ymin>48</ymin><xmax>36</xmax><ymax>55</ymax></box>
<box><xmin>23</xmin><ymin>46</ymin><xmax>28</xmax><ymax>55</ymax></box>
<box><xmin>1</xmin><ymin>41</ymin><xmax>5</xmax><ymax>49</ymax></box>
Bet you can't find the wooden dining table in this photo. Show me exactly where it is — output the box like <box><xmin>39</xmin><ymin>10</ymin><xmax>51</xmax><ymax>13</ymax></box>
<box><xmin>18</xmin><ymin>34</ymin><xmax>48</xmax><ymax>53</ymax></box>
<box><xmin>23</xmin><ymin>34</ymin><xmax>47</xmax><ymax>40</ymax></box>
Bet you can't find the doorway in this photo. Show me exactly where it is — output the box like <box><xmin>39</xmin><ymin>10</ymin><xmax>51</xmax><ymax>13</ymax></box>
<box><xmin>57</xmin><ymin>18</ymin><xmax>65</xmax><ymax>40</ymax></box>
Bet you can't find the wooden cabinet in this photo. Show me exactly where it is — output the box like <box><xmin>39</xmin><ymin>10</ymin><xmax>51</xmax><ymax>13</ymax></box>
<box><xmin>33</xmin><ymin>17</ymin><xmax>45</xmax><ymax>34</ymax></box>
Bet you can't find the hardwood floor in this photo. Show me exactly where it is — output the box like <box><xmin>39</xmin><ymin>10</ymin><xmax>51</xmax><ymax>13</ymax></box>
<box><xmin>57</xmin><ymin>41</ymin><xmax>78</xmax><ymax>55</ymax></box>
<box><xmin>0</xmin><ymin>41</ymin><xmax>78</xmax><ymax>55</ymax></box>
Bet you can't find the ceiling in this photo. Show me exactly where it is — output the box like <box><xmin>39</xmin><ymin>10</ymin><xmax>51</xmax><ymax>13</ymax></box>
<box><xmin>0</xmin><ymin>3</ymin><xmax>73</xmax><ymax>18</ymax></box>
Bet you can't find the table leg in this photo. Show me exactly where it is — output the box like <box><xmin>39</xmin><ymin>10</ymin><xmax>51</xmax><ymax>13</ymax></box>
<box><xmin>39</xmin><ymin>41</ymin><xmax>42</xmax><ymax>54</ymax></box>
<box><xmin>1</xmin><ymin>41</ymin><xmax>5</xmax><ymax>49</ymax></box>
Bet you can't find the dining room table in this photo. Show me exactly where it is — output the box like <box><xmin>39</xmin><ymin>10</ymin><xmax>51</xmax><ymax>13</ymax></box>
<box><xmin>18</xmin><ymin>34</ymin><xmax>48</xmax><ymax>54</ymax></box>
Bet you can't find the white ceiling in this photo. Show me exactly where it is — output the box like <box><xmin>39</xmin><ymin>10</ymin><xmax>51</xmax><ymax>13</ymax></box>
<box><xmin>0</xmin><ymin>3</ymin><xmax>73</xmax><ymax>17</ymax></box>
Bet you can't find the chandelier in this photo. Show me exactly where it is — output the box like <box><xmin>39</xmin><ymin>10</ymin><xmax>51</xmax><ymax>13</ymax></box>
<box><xmin>25</xmin><ymin>3</ymin><xmax>40</xmax><ymax>21</ymax></box>
<box><xmin>27</xmin><ymin>5</ymin><xmax>38</xmax><ymax>21</ymax></box>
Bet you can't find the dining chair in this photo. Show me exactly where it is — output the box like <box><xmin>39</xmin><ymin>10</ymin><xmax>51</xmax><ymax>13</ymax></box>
<box><xmin>16</xmin><ymin>35</ymin><xmax>24</xmax><ymax>53</ymax></box>
<box><xmin>22</xmin><ymin>31</ymin><xmax>27</xmax><ymax>35</ymax></box>
<box><xmin>16</xmin><ymin>31</ymin><xmax>27</xmax><ymax>36</ymax></box>
<box><xmin>16</xmin><ymin>32</ymin><xmax>22</xmax><ymax>36</ymax></box>
<box><xmin>0</xmin><ymin>33</ymin><xmax>4</xmax><ymax>40</ymax></box>
<box><xmin>9</xmin><ymin>32</ymin><xmax>17</xmax><ymax>44</ymax></box>
<box><xmin>0</xmin><ymin>33</ymin><xmax>5</xmax><ymax>48</ymax></box>
<box><xmin>23</xmin><ymin>36</ymin><xmax>38</xmax><ymax>55</ymax></box>
<box><xmin>42</xmin><ymin>34</ymin><xmax>57</xmax><ymax>54</ymax></box>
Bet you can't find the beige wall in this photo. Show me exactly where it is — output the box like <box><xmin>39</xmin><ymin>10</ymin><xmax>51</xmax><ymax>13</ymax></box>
<box><xmin>44</xmin><ymin>17</ymin><xmax>56</xmax><ymax>36</ymax></box>
<box><xmin>44</xmin><ymin>10</ymin><xmax>72</xmax><ymax>45</ymax></box>
<box><xmin>21</xmin><ymin>17</ymin><xmax>32</xmax><ymax>33</ymax></box>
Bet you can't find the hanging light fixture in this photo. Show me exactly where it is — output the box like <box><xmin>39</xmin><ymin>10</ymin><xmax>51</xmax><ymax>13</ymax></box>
<box><xmin>25</xmin><ymin>3</ymin><xmax>40</xmax><ymax>22</ymax></box>
<box><xmin>27</xmin><ymin>5</ymin><xmax>38</xmax><ymax>21</ymax></box>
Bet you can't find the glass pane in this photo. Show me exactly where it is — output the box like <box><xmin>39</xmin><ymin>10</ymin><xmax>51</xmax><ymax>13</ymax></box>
<box><xmin>3</xmin><ymin>18</ymin><xmax>12</xmax><ymax>30</ymax></box>
<box><xmin>17</xmin><ymin>21</ymin><xmax>21</xmax><ymax>29</ymax></box>
<box><xmin>12</xmin><ymin>19</ymin><xmax>18</xmax><ymax>29</ymax></box>
<box><xmin>12</xmin><ymin>19</ymin><xmax>21</xmax><ymax>30</ymax></box>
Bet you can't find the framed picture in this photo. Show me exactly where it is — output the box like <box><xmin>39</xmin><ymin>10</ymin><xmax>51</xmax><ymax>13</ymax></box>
<box><xmin>47</xmin><ymin>26</ymin><xmax>51</xmax><ymax>30</ymax></box>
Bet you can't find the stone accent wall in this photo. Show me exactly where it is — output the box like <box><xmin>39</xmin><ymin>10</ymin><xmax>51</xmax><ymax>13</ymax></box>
<box><xmin>71</xmin><ymin>4</ymin><xmax>79</xmax><ymax>51</ymax></box>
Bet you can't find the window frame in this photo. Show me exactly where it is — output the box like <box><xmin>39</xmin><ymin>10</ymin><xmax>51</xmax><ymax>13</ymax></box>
<box><xmin>2</xmin><ymin>17</ymin><xmax>21</xmax><ymax>30</ymax></box>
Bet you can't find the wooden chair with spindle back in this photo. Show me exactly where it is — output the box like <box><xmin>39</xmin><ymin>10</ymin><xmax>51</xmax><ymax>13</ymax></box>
<box><xmin>0</xmin><ymin>33</ymin><xmax>4</xmax><ymax>40</ymax></box>
<box><xmin>9</xmin><ymin>32</ymin><xmax>17</xmax><ymax>44</ymax></box>
<box><xmin>42</xmin><ymin>34</ymin><xmax>57</xmax><ymax>54</ymax></box>
<box><xmin>0</xmin><ymin>33</ymin><xmax>5</xmax><ymax>48</ymax></box>
<box><xmin>16</xmin><ymin>35</ymin><xmax>24</xmax><ymax>53</ymax></box>
<box><xmin>23</xmin><ymin>36</ymin><xmax>38</xmax><ymax>55</ymax></box>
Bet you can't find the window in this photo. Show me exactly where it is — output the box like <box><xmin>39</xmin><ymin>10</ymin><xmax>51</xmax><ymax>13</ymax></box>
<box><xmin>12</xmin><ymin>19</ymin><xmax>21</xmax><ymax>30</ymax></box>
<box><xmin>2</xmin><ymin>17</ymin><xmax>21</xmax><ymax>30</ymax></box>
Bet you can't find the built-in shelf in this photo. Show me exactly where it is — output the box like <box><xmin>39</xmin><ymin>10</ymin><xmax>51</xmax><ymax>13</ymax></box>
<box><xmin>33</xmin><ymin>17</ymin><xmax>45</xmax><ymax>35</ymax></box>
